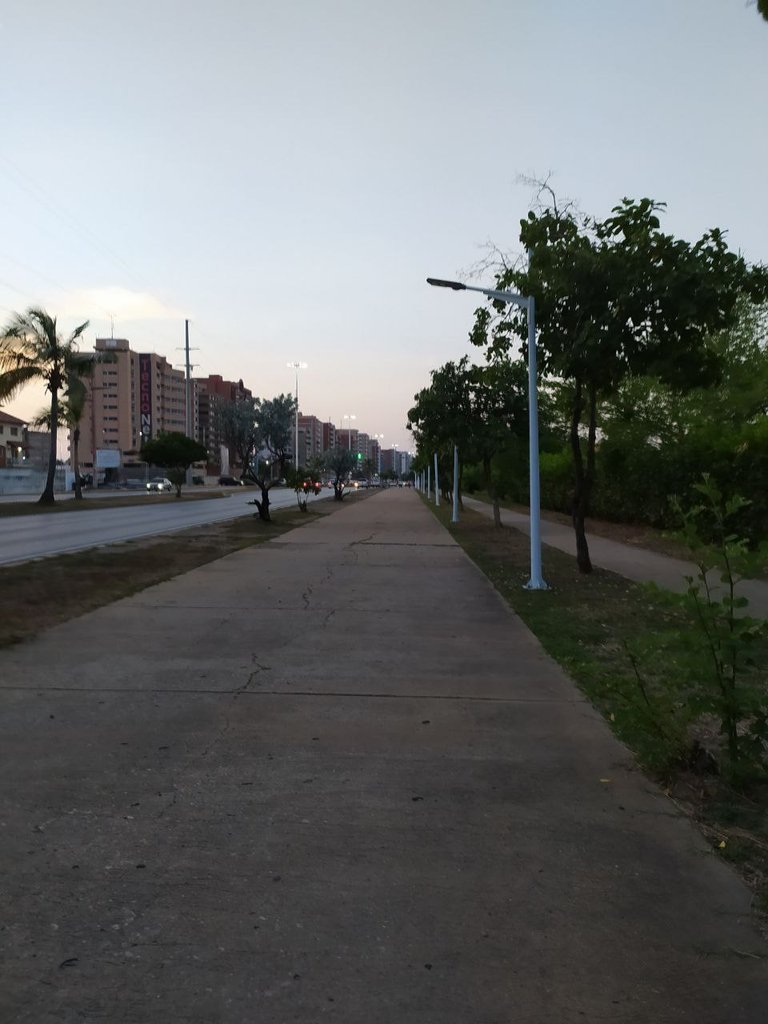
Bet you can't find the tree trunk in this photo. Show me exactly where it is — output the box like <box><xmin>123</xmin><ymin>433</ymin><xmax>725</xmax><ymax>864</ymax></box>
<box><xmin>39</xmin><ymin>385</ymin><xmax>59</xmax><ymax>505</ymax></box>
<box><xmin>73</xmin><ymin>426</ymin><xmax>83</xmax><ymax>501</ymax></box>
<box><xmin>570</xmin><ymin>380</ymin><xmax>599</xmax><ymax>574</ymax></box>
<box><xmin>569</xmin><ymin>379</ymin><xmax>592</xmax><ymax>573</ymax></box>
<box><xmin>483</xmin><ymin>456</ymin><xmax>501</xmax><ymax>528</ymax></box>
<box><xmin>254</xmin><ymin>484</ymin><xmax>271</xmax><ymax>521</ymax></box>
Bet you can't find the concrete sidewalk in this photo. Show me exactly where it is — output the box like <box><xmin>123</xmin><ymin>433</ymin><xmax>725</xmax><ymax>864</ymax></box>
<box><xmin>464</xmin><ymin>495</ymin><xmax>768</xmax><ymax>617</ymax></box>
<box><xmin>0</xmin><ymin>490</ymin><xmax>765</xmax><ymax>1023</ymax></box>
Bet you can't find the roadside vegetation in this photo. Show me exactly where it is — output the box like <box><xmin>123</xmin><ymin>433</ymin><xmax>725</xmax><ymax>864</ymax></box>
<box><xmin>409</xmin><ymin>189</ymin><xmax>768</xmax><ymax>567</ymax></box>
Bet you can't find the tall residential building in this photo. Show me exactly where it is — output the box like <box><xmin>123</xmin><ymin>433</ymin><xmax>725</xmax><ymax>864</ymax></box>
<box><xmin>76</xmin><ymin>338</ymin><xmax>188</xmax><ymax>472</ymax></box>
<box><xmin>297</xmin><ymin>415</ymin><xmax>324</xmax><ymax>464</ymax></box>
<box><xmin>369</xmin><ymin>438</ymin><xmax>381</xmax><ymax>473</ymax></box>
<box><xmin>196</xmin><ymin>375</ymin><xmax>253</xmax><ymax>474</ymax></box>
<box><xmin>322</xmin><ymin>421</ymin><xmax>337</xmax><ymax>451</ymax></box>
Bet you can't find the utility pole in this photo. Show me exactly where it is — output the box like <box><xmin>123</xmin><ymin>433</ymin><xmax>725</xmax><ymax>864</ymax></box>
<box><xmin>185</xmin><ymin>320</ymin><xmax>193</xmax><ymax>486</ymax></box>
<box><xmin>185</xmin><ymin>319</ymin><xmax>192</xmax><ymax>438</ymax></box>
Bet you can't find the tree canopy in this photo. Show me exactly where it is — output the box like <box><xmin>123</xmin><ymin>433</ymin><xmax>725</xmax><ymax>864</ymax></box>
<box><xmin>0</xmin><ymin>308</ymin><xmax>90</xmax><ymax>504</ymax></box>
<box><xmin>140</xmin><ymin>431</ymin><xmax>208</xmax><ymax>497</ymax></box>
<box><xmin>470</xmin><ymin>196</ymin><xmax>768</xmax><ymax>571</ymax></box>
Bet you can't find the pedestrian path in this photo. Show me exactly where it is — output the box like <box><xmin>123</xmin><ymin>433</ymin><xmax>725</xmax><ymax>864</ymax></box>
<box><xmin>0</xmin><ymin>490</ymin><xmax>765</xmax><ymax>1023</ymax></box>
<box><xmin>464</xmin><ymin>495</ymin><xmax>768</xmax><ymax>617</ymax></box>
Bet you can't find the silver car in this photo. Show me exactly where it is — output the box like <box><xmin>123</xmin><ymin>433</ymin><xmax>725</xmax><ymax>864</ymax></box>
<box><xmin>146</xmin><ymin>477</ymin><xmax>174</xmax><ymax>493</ymax></box>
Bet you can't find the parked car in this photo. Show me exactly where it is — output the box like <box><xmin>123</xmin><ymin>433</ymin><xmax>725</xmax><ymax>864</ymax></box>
<box><xmin>147</xmin><ymin>477</ymin><xmax>174</xmax><ymax>493</ymax></box>
<box><xmin>218</xmin><ymin>475</ymin><xmax>243</xmax><ymax>486</ymax></box>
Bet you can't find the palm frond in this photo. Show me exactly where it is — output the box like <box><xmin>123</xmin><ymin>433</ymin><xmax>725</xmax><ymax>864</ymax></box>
<box><xmin>0</xmin><ymin>364</ymin><xmax>44</xmax><ymax>401</ymax></box>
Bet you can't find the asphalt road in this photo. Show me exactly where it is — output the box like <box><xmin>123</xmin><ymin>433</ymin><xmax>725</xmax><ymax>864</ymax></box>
<box><xmin>0</xmin><ymin>487</ymin><xmax>330</xmax><ymax>566</ymax></box>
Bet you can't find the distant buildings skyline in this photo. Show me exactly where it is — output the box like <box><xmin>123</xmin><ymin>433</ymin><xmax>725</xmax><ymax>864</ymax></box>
<box><xmin>1</xmin><ymin>336</ymin><xmax>413</xmax><ymax>478</ymax></box>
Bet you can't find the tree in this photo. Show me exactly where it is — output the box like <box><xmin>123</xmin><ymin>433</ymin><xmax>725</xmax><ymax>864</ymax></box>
<box><xmin>471</xmin><ymin>196</ymin><xmax>768</xmax><ymax>571</ymax></box>
<box><xmin>0</xmin><ymin>308</ymin><xmax>90</xmax><ymax>504</ymax></box>
<box><xmin>32</xmin><ymin>373</ymin><xmax>91</xmax><ymax>501</ymax></box>
<box><xmin>325</xmin><ymin>447</ymin><xmax>355</xmax><ymax>500</ymax></box>
<box><xmin>285</xmin><ymin>456</ymin><xmax>323</xmax><ymax>512</ymax></box>
<box><xmin>140</xmin><ymin>432</ymin><xmax>208</xmax><ymax>497</ymax></box>
<box><xmin>217</xmin><ymin>397</ymin><xmax>260</xmax><ymax>480</ymax></box>
<box><xmin>243</xmin><ymin>394</ymin><xmax>297</xmax><ymax>522</ymax></box>
<box><xmin>408</xmin><ymin>356</ymin><xmax>530</xmax><ymax>525</ymax></box>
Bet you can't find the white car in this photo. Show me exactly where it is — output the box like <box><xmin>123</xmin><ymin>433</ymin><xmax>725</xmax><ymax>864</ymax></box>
<box><xmin>147</xmin><ymin>477</ymin><xmax>174</xmax><ymax>493</ymax></box>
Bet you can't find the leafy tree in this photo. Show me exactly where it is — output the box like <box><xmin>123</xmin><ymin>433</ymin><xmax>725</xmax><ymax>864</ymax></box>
<box><xmin>361</xmin><ymin>457</ymin><xmax>376</xmax><ymax>483</ymax></box>
<box><xmin>593</xmin><ymin>299</ymin><xmax>768</xmax><ymax>530</ymax></box>
<box><xmin>0</xmin><ymin>308</ymin><xmax>90</xmax><ymax>504</ymax></box>
<box><xmin>325</xmin><ymin>447</ymin><xmax>354</xmax><ymax>500</ymax></box>
<box><xmin>285</xmin><ymin>456</ymin><xmax>324</xmax><ymax>512</ymax></box>
<box><xmin>408</xmin><ymin>356</ymin><xmax>530</xmax><ymax>525</ymax></box>
<box><xmin>217</xmin><ymin>397</ymin><xmax>260</xmax><ymax>479</ymax></box>
<box><xmin>243</xmin><ymin>394</ymin><xmax>296</xmax><ymax>521</ymax></box>
<box><xmin>471</xmin><ymin>196</ymin><xmax>768</xmax><ymax>571</ymax></box>
<box><xmin>140</xmin><ymin>431</ymin><xmax>208</xmax><ymax>497</ymax></box>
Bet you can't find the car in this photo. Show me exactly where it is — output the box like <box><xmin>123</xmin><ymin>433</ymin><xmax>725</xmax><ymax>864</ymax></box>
<box><xmin>147</xmin><ymin>477</ymin><xmax>174</xmax><ymax>493</ymax></box>
<box><xmin>218</xmin><ymin>475</ymin><xmax>243</xmax><ymax>486</ymax></box>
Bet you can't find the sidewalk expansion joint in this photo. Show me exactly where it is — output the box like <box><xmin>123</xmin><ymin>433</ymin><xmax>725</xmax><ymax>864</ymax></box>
<box><xmin>0</xmin><ymin>684</ymin><xmax>583</xmax><ymax>703</ymax></box>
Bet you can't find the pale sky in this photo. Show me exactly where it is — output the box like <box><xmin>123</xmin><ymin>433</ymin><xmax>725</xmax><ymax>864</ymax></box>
<box><xmin>1</xmin><ymin>0</ymin><xmax>766</xmax><ymax>451</ymax></box>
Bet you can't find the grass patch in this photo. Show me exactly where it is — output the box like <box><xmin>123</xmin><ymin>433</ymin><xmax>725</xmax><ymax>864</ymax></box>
<box><xmin>0</xmin><ymin>500</ymin><xmax>343</xmax><ymax>648</ymax></box>
<box><xmin>0</xmin><ymin>490</ymin><xmax>230</xmax><ymax>516</ymax></box>
<box><xmin>428</xmin><ymin>497</ymin><xmax>768</xmax><ymax>921</ymax></box>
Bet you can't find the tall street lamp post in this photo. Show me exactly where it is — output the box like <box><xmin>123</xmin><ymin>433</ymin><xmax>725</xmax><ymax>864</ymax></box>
<box><xmin>288</xmin><ymin>361</ymin><xmax>307</xmax><ymax>471</ymax></box>
<box><xmin>343</xmin><ymin>414</ymin><xmax>356</xmax><ymax>453</ymax></box>
<box><xmin>427</xmin><ymin>276</ymin><xmax>548</xmax><ymax>590</ymax></box>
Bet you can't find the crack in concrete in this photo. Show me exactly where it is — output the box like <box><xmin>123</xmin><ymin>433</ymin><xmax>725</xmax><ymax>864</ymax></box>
<box><xmin>236</xmin><ymin>658</ymin><xmax>272</xmax><ymax>694</ymax></box>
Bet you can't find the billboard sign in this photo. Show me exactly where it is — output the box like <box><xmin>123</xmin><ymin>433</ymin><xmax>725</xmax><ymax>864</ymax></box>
<box><xmin>95</xmin><ymin>448</ymin><xmax>121</xmax><ymax>469</ymax></box>
<box><xmin>139</xmin><ymin>353</ymin><xmax>152</xmax><ymax>440</ymax></box>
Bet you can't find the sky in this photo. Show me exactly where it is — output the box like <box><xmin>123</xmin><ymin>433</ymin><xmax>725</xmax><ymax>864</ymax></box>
<box><xmin>1</xmin><ymin>0</ymin><xmax>766</xmax><ymax>452</ymax></box>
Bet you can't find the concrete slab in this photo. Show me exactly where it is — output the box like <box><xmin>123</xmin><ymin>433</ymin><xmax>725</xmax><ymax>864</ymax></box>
<box><xmin>0</xmin><ymin>489</ymin><xmax>765</xmax><ymax>1023</ymax></box>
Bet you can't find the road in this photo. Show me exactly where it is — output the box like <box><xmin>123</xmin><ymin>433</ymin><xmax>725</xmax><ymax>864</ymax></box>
<box><xmin>0</xmin><ymin>487</ymin><xmax>329</xmax><ymax>566</ymax></box>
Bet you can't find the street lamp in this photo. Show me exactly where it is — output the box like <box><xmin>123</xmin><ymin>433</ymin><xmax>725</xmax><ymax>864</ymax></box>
<box><xmin>426</xmin><ymin>276</ymin><xmax>548</xmax><ymax>590</ymax></box>
<box><xmin>287</xmin><ymin>361</ymin><xmax>307</xmax><ymax>471</ymax></box>
<box><xmin>342</xmin><ymin>413</ymin><xmax>356</xmax><ymax>452</ymax></box>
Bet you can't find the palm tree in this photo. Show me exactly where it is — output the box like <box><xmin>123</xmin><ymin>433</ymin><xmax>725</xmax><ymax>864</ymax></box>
<box><xmin>32</xmin><ymin>374</ymin><xmax>91</xmax><ymax>501</ymax></box>
<box><xmin>0</xmin><ymin>308</ymin><xmax>90</xmax><ymax>504</ymax></box>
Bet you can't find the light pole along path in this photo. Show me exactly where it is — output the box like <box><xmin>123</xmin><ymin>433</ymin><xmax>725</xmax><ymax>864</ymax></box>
<box><xmin>427</xmin><ymin>276</ymin><xmax>548</xmax><ymax>591</ymax></box>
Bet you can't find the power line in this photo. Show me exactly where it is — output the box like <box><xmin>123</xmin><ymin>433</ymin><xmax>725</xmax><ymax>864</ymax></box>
<box><xmin>0</xmin><ymin>153</ymin><xmax>147</xmax><ymax>291</ymax></box>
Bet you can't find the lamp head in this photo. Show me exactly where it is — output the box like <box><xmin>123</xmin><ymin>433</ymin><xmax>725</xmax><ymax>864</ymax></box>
<box><xmin>427</xmin><ymin>277</ymin><xmax>466</xmax><ymax>291</ymax></box>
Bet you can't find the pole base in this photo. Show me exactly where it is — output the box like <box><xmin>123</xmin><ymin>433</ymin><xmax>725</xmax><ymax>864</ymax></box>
<box><xmin>524</xmin><ymin>578</ymin><xmax>550</xmax><ymax>591</ymax></box>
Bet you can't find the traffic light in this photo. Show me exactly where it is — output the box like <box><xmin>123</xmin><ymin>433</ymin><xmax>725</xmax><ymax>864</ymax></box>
<box><xmin>356</xmin><ymin>452</ymin><xmax>362</xmax><ymax>460</ymax></box>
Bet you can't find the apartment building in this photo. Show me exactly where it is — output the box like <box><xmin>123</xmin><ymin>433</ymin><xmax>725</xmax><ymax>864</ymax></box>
<box><xmin>322</xmin><ymin>421</ymin><xmax>336</xmax><ymax>451</ymax></box>
<box><xmin>297</xmin><ymin>415</ymin><xmax>324</xmax><ymax>465</ymax></box>
<box><xmin>196</xmin><ymin>375</ymin><xmax>253</xmax><ymax>474</ymax></box>
<box><xmin>0</xmin><ymin>411</ymin><xmax>27</xmax><ymax>467</ymax></box>
<box><xmin>76</xmin><ymin>338</ymin><xmax>188</xmax><ymax>472</ymax></box>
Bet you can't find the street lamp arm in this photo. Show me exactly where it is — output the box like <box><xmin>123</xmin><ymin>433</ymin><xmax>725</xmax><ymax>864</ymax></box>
<box><xmin>427</xmin><ymin>277</ymin><xmax>528</xmax><ymax>309</ymax></box>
